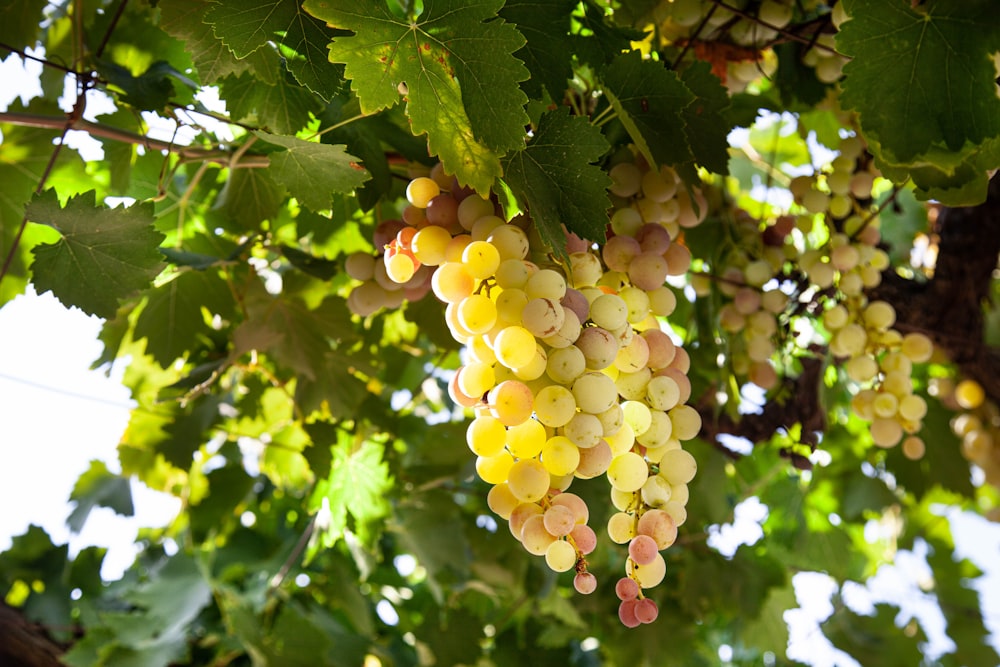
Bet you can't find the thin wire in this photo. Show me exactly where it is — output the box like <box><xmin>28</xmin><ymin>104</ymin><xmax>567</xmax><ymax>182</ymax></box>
<box><xmin>0</xmin><ymin>371</ymin><xmax>135</xmax><ymax>410</ymax></box>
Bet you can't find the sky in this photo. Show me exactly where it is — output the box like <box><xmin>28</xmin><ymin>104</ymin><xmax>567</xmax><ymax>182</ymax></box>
<box><xmin>2</xmin><ymin>42</ymin><xmax>1000</xmax><ymax>665</ymax></box>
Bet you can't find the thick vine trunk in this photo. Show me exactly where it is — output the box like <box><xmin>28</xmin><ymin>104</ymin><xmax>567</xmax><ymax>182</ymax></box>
<box><xmin>0</xmin><ymin>603</ymin><xmax>65</xmax><ymax>666</ymax></box>
<box><xmin>878</xmin><ymin>173</ymin><xmax>1000</xmax><ymax>400</ymax></box>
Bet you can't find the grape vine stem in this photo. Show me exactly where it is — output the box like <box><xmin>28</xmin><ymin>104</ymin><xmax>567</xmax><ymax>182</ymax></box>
<box><xmin>0</xmin><ymin>112</ymin><xmax>271</xmax><ymax>168</ymax></box>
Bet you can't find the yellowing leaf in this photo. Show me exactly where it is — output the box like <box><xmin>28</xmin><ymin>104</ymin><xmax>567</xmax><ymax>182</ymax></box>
<box><xmin>304</xmin><ymin>0</ymin><xmax>530</xmax><ymax>192</ymax></box>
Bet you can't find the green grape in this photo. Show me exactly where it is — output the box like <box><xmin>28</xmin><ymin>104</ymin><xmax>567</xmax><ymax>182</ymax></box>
<box><xmin>667</xmin><ymin>405</ymin><xmax>702</xmax><ymax>441</ymax></box>
<box><xmin>564</xmin><ymin>412</ymin><xmax>603</xmax><ymax>449</ymax></box>
<box><xmin>534</xmin><ymin>385</ymin><xmax>577</xmax><ymax>428</ymax></box>
<box><xmin>573</xmin><ymin>372</ymin><xmax>619</xmax><ymax>415</ymax></box>
<box><xmin>640</xmin><ymin>475</ymin><xmax>672</xmax><ymax>509</ymax></box>
<box><xmin>457</xmin><ymin>195</ymin><xmax>494</xmax><ymax>230</ymax></box>
<box><xmin>545</xmin><ymin>539</ymin><xmax>578</xmax><ymax>572</ymax></box>
<box><xmin>525</xmin><ymin>269</ymin><xmax>567</xmax><ymax>300</ymax></box>
<box><xmin>547</xmin><ymin>345</ymin><xmax>587</xmax><ymax>384</ymax></box>
<box><xmin>487</xmin><ymin>224</ymin><xmax>529</xmax><ymax>260</ymax></box>
<box><xmin>608</xmin><ymin>452</ymin><xmax>649</xmax><ymax>492</ymax></box>
<box><xmin>590</xmin><ymin>293</ymin><xmax>629</xmax><ymax>330</ymax></box>
<box><xmin>607</xmin><ymin>511</ymin><xmax>637</xmax><ymax>544</ymax></box>
<box><xmin>657</xmin><ymin>448</ymin><xmax>697</xmax><ymax>485</ymax></box>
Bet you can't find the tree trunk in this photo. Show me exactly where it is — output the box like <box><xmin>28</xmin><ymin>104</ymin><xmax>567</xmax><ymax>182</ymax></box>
<box><xmin>0</xmin><ymin>603</ymin><xmax>66</xmax><ymax>667</ymax></box>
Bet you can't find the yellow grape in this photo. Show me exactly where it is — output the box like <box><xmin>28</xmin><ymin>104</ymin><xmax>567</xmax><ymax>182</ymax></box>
<box><xmin>545</xmin><ymin>539</ymin><xmax>577</xmax><ymax>572</ymax></box>
<box><xmin>507</xmin><ymin>458</ymin><xmax>551</xmax><ymax>502</ymax></box>
<box><xmin>466</xmin><ymin>415</ymin><xmax>507</xmax><ymax>457</ymax></box>
<box><xmin>542</xmin><ymin>435</ymin><xmax>581</xmax><ymax>476</ymax></box>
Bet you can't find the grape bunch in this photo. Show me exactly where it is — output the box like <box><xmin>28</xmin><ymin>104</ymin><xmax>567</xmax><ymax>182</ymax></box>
<box><xmin>356</xmin><ymin>160</ymin><xmax>705</xmax><ymax>625</ymax></box>
<box><xmin>790</xmin><ymin>139</ymin><xmax>934</xmax><ymax>451</ymax></box>
<box><xmin>938</xmin><ymin>378</ymin><xmax>1000</xmax><ymax>518</ymax></box>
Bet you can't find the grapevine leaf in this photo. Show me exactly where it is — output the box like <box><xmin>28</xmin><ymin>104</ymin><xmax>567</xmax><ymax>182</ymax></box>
<box><xmin>66</xmin><ymin>460</ymin><xmax>134</xmax><ymax>534</ymax></box>
<box><xmin>304</xmin><ymin>0</ymin><xmax>530</xmax><ymax>192</ymax></box>
<box><xmin>838</xmin><ymin>0</ymin><xmax>1000</xmax><ymax>203</ymax></box>
<box><xmin>159</xmin><ymin>0</ymin><xmax>275</xmax><ymax>85</ymax></box>
<box><xmin>215</xmin><ymin>167</ymin><xmax>285</xmax><ymax>231</ymax></box>
<box><xmin>235</xmin><ymin>285</ymin><xmax>357</xmax><ymax>381</ymax></box>
<box><xmin>601</xmin><ymin>51</ymin><xmax>695</xmax><ymax>170</ymax></box>
<box><xmin>255</xmin><ymin>131</ymin><xmax>370</xmax><ymax>211</ymax></box>
<box><xmin>823</xmin><ymin>600</ymin><xmax>927</xmax><ymax>667</ymax></box>
<box><xmin>502</xmin><ymin>108</ymin><xmax>612</xmax><ymax>251</ymax></box>
<box><xmin>133</xmin><ymin>269</ymin><xmax>234</xmax><ymax>368</ymax></box>
<box><xmin>205</xmin><ymin>0</ymin><xmax>346</xmax><ymax>99</ymax></box>
<box><xmin>498</xmin><ymin>0</ymin><xmax>576</xmax><ymax>100</ymax></box>
<box><xmin>220</xmin><ymin>66</ymin><xmax>321</xmax><ymax>135</ymax></box>
<box><xmin>740</xmin><ymin>584</ymin><xmax>795</xmax><ymax>656</ymax></box>
<box><xmin>279</xmin><ymin>245</ymin><xmax>340</xmax><ymax>280</ymax></box>
<box><xmin>0</xmin><ymin>0</ymin><xmax>45</xmax><ymax>50</ymax></box>
<box><xmin>926</xmin><ymin>537</ymin><xmax>1000</xmax><ymax>667</ymax></box>
<box><xmin>309</xmin><ymin>435</ymin><xmax>392</xmax><ymax>547</ymax></box>
<box><xmin>27</xmin><ymin>190</ymin><xmax>165</xmax><ymax>319</ymax></box>
<box><xmin>679</xmin><ymin>60</ymin><xmax>731</xmax><ymax>175</ymax></box>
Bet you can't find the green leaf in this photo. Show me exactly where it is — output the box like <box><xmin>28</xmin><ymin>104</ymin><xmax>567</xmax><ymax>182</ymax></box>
<box><xmin>305</xmin><ymin>0</ymin><xmax>530</xmax><ymax>192</ymax></box>
<box><xmin>189</xmin><ymin>462</ymin><xmax>255</xmax><ymax>542</ymax></box>
<box><xmin>823</xmin><ymin>600</ymin><xmax>927</xmax><ymax>667</ymax></box>
<box><xmin>27</xmin><ymin>190</ymin><xmax>165</xmax><ymax>319</ymax></box>
<box><xmin>205</xmin><ymin>0</ymin><xmax>346</xmax><ymax>100</ymax></box>
<box><xmin>926</xmin><ymin>536</ymin><xmax>1000</xmax><ymax>667</ymax></box>
<box><xmin>501</xmin><ymin>107</ymin><xmax>612</xmax><ymax>252</ymax></box>
<box><xmin>740</xmin><ymin>583</ymin><xmax>795</xmax><ymax>657</ymax></box>
<box><xmin>0</xmin><ymin>0</ymin><xmax>45</xmax><ymax>50</ymax></box>
<box><xmin>838</xmin><ymin>0</ymin><xmax>1000</xmax><ymax>203</ymax></box>
<box><xmin>67</xmin><ymin>460</ymin><xmax>134</xmax><ymax>534</ymax></box>
<box><xmin>255</xmin><ymin>131</ymin><xmax>370</xmax><ymax>211</ymax></box>
<box><xmin>215</xmin><ymin>166</ymin><xmax>285</xmax><ymax>230</ymax></box>
<box><xmin>0</xmin><ymin>525</ymin><xmax>68</xmax><ymax>589</ymax></box>
<box><xmin>309</xmin><ymin>434</ymin><xmax>393</xmax><ymax>547</ymax></box>
<box><xmin>679</xmin><ymin>60</ymin><xmax>731</xmax><ymax>174</ymax></box>
<box><xmin>234</xmin><ymin>285</ymin><xmax>357</xmax><ymax>381</ymax></box>
<box><xmin>601</xmin><ymin>51</ymin><xmax>695</xmax><ymax>171</ymax></box>
<box><xmin>220</xmin><ymin>66</ymin><xmax>321</xmax><ymax>135</ymax></box>
<box><xmin>159</xmin><ymin>0</ymin><xmax>273</xmax><ymax>84</ymax></box>
<box><xmin>94</xmin><ymin>59</ymin><xmax>179</xmax><ymax>111</ymax></box>
<box><xmin>498</xmin><ymin>0</ymin><xmax>576</xmax><ymax>100</ymax></box>
<box><xmin>133</xmin><ymin>269</ymin><xmax>234</xmax><ymax>368</ymax></box>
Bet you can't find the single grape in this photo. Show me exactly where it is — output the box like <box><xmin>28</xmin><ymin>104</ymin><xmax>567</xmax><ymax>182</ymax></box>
<box><xmin>574</xmin><ymin>571</ymin><xmax>598</xmax><ymax>594</ymax></box>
